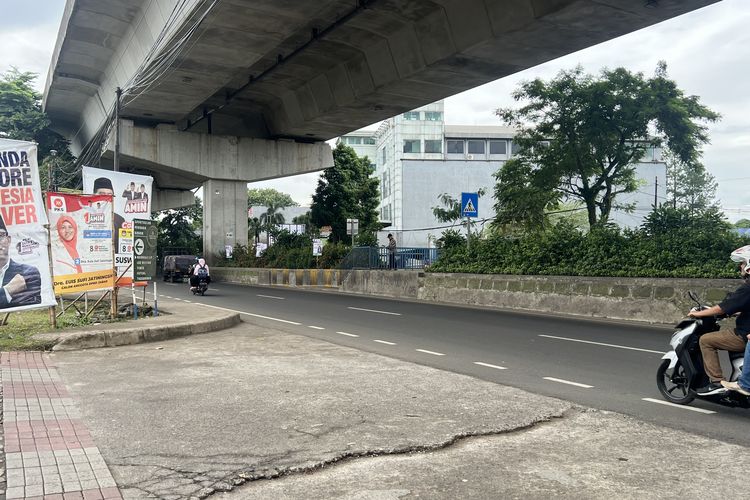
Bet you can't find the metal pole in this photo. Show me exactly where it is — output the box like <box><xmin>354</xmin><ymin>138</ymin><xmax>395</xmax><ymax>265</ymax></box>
<box><xmin>114</xmin><ymin>87</ymin><xmax>122</xmax><ymax>172</ymax></box>
<box><xmin>154</xmin><ymin>281</ymin><xmax>158</xmax><ymax>317</ymax></box>
<box><xmin>43</xmin><ymin>194</ymin><xmax>57</xmax><ymax>329</ymax></box>
<box><xmin>654</xmin><ymin>176</ymin><xmax>658</xmax><ymax>208</ymax></box>
<box><xmin>132</xmin><ymin>283</ymin><xmax>138</xmax><ymax>320</ymax></box>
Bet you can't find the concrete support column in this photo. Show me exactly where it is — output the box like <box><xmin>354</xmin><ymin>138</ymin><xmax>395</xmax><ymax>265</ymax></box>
<box><xmin>203</xmin><ymin>179</ymin><xmax>247</xmax><ymax>265</ymax></box>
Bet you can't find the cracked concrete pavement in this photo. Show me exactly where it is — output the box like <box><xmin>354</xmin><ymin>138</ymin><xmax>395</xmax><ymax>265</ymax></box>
<box><xmin>49</xmin><ymin>321</ymin><xmax>748</xmax><ymax>499</ymax></box>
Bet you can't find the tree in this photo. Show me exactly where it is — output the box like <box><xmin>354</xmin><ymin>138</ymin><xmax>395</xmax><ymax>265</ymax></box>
<box><xmin>248</xmin><ymin>217</ymin><xmax>262</xmax><ymax>244</ymax></box>
<box><xmin>260</xmin><ymin>202</ymin><xmax>285</xmax><ymax>244</ymax></box>
<box><xmin>247</xmin><ymin>188</ymin><xmax>297</xmax><ymax>209</ymax></box>
<box><xmin>0</xmin><ymin>68</ymin><xmax>76</xmax><ymax>189</ymax></box>
<box><xmin>310</xmin><ymin>143</ymin><xmax>380</xmax><ymax>243</ymax></box>
<box><xmin>432</xmin><ymin>189</ymin><xmax>486</xmax><ymax>225</ymax></box>
<box><xmin>156</xmin><ymin>197</ymin><xmax>203</xmax><ymax>259</ymax></box>
<box><xmin>664</xmin><ymin>150</ymin><xmax>719</xmax><ymax>215</ymax></box>
<box><xmin>735</xmin><ymin>219</ymin><xmax>750</xmax><ymax>228</ymax></box>
<box><xmin>292</xmin><ymin>211</ymin><xmax>314</xmax><ymax>234</ymax></box>
<box><xmin>494</xmin><ymin>63</ymin><xmax>719</xmax><ymax>230</ymax></box>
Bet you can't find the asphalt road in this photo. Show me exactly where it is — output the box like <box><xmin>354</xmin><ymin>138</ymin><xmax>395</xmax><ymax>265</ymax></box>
<box><xmin>155</xmin><ymin>280</ymin><xmax>750</xmax><ymax>446</ymax></box>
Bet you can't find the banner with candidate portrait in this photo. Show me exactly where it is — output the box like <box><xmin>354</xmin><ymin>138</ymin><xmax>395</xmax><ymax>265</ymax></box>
<box><xmin>82</xmin><ymin>166</ymin><xmax>153</xmax><ymax>285</ymax></box>
<box><xmin>47</xmin><ymin>193</ymin><xmax>115</xmax><ymax>294</ymax></box>
<box><xmin>0</xmin><ymin>139</ymin><xmax>56</xmax><ymax>312</ymax></box>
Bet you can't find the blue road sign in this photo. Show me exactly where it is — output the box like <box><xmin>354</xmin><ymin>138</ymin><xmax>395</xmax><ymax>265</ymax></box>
<box><xmin>461</xmin><ymin>192</ymin><xmax>478</xmax><ymax>218</ymax></box>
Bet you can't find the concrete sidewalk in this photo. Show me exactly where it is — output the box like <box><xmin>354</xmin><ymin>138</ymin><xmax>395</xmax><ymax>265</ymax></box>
<box><xmin>20</xmin><ymin>318</ymin><xmax>745</xmax><ymax>499</ymax></box>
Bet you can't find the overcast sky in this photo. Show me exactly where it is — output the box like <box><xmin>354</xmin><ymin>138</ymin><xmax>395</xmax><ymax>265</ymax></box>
<box><xmin>3</xmin><ymin>0</ymin><xmax>749</xmax><ymax>221</ymax></box>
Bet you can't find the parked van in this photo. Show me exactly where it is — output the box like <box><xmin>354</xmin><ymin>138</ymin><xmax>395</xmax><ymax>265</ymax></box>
<box><xmin>163</xmin><ymin>255</ymin><xmax>196</xmax><ymax>282</ymax></box>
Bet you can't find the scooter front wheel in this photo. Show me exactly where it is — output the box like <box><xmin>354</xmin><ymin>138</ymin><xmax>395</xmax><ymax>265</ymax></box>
<box><xmin>656</xmin><ymin>359</ymin><xmax>695</xmax><ymax>405</ymax></box>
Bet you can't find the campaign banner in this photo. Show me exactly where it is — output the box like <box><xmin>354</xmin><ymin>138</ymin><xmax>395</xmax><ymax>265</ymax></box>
<box><xmin>82</xmin><ymin>167</ymin><xmax>153</xmax><ymax>285</ymax></box>
<box><xmin>0</xmin><ymin>139</ymin><xmax>56</xmax><ymax>312</ymax></box>
<box><xmin>47</xmin><ymin>193</ymin><xmax>115</xmax><ymax>294</ymax></box>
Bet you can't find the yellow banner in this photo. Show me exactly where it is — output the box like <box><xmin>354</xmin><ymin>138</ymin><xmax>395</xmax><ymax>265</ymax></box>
<box><xmin>53</xmin><ymin>269</ymin><xmax>115</xmax><ymax>295</ymax></box>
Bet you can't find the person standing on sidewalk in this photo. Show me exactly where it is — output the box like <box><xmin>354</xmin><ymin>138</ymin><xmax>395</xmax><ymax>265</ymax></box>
<box><xmin>387</xmin><ymin>233</ymin><xmax>397</xmax><ymax>270</ymax></box>
<box><xmin>689</xmin><ymin>245</ymin><xmax>750</xmax><ymax>396</ymax></box>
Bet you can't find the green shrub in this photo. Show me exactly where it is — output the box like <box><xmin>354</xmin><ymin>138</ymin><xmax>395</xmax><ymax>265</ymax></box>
<box><xmin>430</xmin><ymin>207</ymin><xmax>749</xmax><ymax>278</ymax></box>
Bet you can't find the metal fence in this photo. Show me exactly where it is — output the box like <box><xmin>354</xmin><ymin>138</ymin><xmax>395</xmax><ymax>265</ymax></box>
<box><xmin>338</xmin><ymin>246</ymin><xmax>440</xmax><ymax>270</ymax></box>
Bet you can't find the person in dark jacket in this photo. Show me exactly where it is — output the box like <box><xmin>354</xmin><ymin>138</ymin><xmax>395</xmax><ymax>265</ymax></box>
<box><xmin>0</xmin><ymin>215</ymin><xmax>42</xmax><ymax>309</ymax></box>
<box><xmin>690</xmin><ymin>245</ymin><xmax>750</xmax><ymax>395</ymax></box>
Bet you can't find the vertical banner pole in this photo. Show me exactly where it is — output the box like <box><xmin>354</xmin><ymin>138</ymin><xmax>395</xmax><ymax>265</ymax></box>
<box><xmin>43</xmin><ymin>194</ymin><xmax>57</xmax><ymax>328</ymax></box>
<box><xmin>132</xmin><ymin>283</ymin><xmax>138</xmax><ymax>320</ymax></box>
<box><xmin>114</xmin><ymin>87</ymin><xmax>121</xmax><ymax>172</ymax></box>
<box><xmin>154</xmin><ymin>281</ymin><xmax>158</xmax><ymax>317</ymax></box>
<box><xmin>110</xmin><ymin>195</ymin><xmax>117</xmax><ymax>320</ymax></box>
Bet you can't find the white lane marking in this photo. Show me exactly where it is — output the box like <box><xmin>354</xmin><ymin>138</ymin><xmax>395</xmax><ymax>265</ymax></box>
<box><xmin>642</xmin><ymin>398</ymin><xmax>716</xmax><ymax>414</ymax></box>
<box><xmin>184</xmin><ymin>300</ymin><xmax>192</xmax><ymax>303</ymax></box>
<box><xmin>348</xmin><ymin>306</ymin><xmax>401</xmax><ymax>316</ymax></box>
<box><xmin>474</xmin><ymin>362</ymin><xmax>507</xmax><ymax>370</ymax></box>
<box><xmin>337</xmin><ymin>331</ymin><xmax>359</xmax><ymax>338</ymax></box>
<box><xmin>165</xmin><ymin>296</ymin><xmax>173</xmax><ymax>299</ymax></box>
<box><xmin>539</xmin><ymin>334</ymin><xmax>664</xmax><ymax>355</ymax></box>
<box><xmin>195</xmin><ymin>303</ymin><xmax>301</xmax><ymax>325</ymax></box>
<box><xmin>308</xmin><ymin>325</ymin><xmax>325</xmax><ymax>330</ymax></box>
<box><xmin>373</xmin><ymin>340</ymin><xmax>396</xmax><ymax>345</ymax></box>
<box><xmin>258</xmin><ymin>294</ymin><xmax>285</xmax><ymax>300</ymax></box>
<box><xmin>543</xmin><ymin>377</ymin><xmax>593</xmax><ymax>388</ymax></box>
<box><xmin>416</xmin><ymin>349</ymin><xmax>445</xmax><ymax>356</ymax></box>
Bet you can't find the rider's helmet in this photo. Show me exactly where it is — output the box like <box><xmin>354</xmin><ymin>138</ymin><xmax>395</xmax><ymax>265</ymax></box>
<box><xmin>730</xmin><ymin>245</ymin><xmax>750</xmax><ymax>278</ymax></box>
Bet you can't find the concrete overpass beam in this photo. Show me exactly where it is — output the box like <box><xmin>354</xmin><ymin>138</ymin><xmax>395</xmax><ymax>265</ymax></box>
<box><xmin>119</xmin><ymin>120</ymin><xmax>332</xmax><ymax>183</ymax></box>
<box><xmin>203</xmin><ymin>179</ymin><xmax>248</xmax><ymax>265</ymax></box>
<box><xmin>152</xmin><ymin>189</ymin><xmax>195</xmax><ymax>212</ymax></box>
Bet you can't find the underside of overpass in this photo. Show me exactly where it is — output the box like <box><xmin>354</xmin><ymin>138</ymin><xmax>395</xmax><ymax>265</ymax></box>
<box><xmin>43</xmin><ymin>0</ymin><xmax>719</xmax><ymax>261</ymax></box>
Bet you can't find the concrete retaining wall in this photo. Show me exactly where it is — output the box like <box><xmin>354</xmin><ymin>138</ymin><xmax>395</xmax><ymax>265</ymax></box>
<box><xmin>213</xmin><ymin>267</ymin><xmax>739</xmax><ymax>324</ymax></box>
<box><xmin>212</xmin><ymin>267</ymin><xmax>342</xmax><ymax>288</ymax></box>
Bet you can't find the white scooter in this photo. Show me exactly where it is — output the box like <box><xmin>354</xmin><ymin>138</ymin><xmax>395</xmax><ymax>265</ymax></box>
<box><xmin>656</xmin><ymin>292</ymin><xmax>749</xmax><ymax>408</ymax></box>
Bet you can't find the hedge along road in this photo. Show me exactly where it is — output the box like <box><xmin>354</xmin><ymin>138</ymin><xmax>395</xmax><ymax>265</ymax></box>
<box><xmin>155</xmin><ymin>280</ymin><xmax>750</xmax><ymax>446</ymax></box>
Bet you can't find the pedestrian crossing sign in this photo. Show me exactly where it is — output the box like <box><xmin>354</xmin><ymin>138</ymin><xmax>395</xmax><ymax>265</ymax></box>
<box><xmin>461</xmin><ymin>192</ymin><xmax>478</xmax><ymax>218</ymax></box>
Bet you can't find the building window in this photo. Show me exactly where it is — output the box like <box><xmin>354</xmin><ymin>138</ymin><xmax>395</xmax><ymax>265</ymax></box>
<box><xmin>363</xmin><ymin>137</ymin><xmax>376</xmax><ymax>145</ymax></box>
<box><xmin>347</xmin><ymin>136</ymin><xmax>362</xmax><ymax>145</ymax></box>
<box><xmin>467</xmin><ymin>140</ymin><xmax>485</xmax><ymax>155</ymax></box>
<box><xmin>403</xmin><ymin>139</ymin><xmax>421</xmax><ymax>153</ymax></box>
<box><xmin>425</xmin><ymin>140</ymin><xmax>442</xmax><ymax>154</ymax></box>
<box><xmin>403</xmin><ymin>111</ymin><xmax>420</xmax><ymax>120</ymax></box>
<box><xmin>424</xmin><ymin>111</ymin><xmax>442</xmax><ymax>121</ymax></box>
<box><xmin>381</xmin><ymin>148</ymin><xmax>387</xmax><ymax>164</ymax></box>
<box><xmin>489</xmin><ymin>140</ymin><xmax>507</xmax><ymax>155</ymax></box>
<box><xmin>510</xmin><ymin>141</ymin><xmax>521</xmax><ymax>155</ymax></box>
<box><xmin>446</xmin><ymin>140</ymin><xmax>464</xmax><ymax>154</ymax></box>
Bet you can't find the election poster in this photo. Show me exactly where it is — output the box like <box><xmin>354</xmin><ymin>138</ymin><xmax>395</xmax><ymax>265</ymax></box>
<box><xmin>0</xmin><ymin>139</ymin><xmax>56</xmax><ymax>312</ymax></box>
<box><xmin>47</xmin><ymin>193</ymin><xmax>115</xmax><ymax>294</ymax></box>
<box><xmin>82</xmin><ymin>167</ymin><xmax>153</xmax><ymax>285</ymax></box>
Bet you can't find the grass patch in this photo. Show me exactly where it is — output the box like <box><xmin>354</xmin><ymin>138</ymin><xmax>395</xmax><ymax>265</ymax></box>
<box><xmin>0</xmin><ymin>304</ymin><xmax>119</xmax><ymax>351</ymax></box>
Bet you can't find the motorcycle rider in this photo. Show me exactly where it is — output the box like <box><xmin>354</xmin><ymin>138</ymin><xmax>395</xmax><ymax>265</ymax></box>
<box><xmin>189</xmin><ymin>257</ymin><xmax>210</xmax><ymax>290</ymax></box>
<box><xmin>688</xmin><ymin>245</ymin><xmax>750</xmax><ymax>395</ymax></box>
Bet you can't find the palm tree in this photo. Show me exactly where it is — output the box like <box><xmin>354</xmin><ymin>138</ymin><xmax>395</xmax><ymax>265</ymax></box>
<box><xmin>248</xmin><ymin>217</ymin><xmax>262</xmax><ymax>244</ymax></box>
<box><xmin>260</xmin><ymin>203</ymin><xmax>285</xmax><ymax>245</ymax></box>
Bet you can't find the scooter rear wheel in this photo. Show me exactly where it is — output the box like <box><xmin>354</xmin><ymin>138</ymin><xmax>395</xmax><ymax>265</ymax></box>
<box><xmin>656</xmin><ymin>359</ymin><xmax>695</xmax><ymax>405</ymax></box>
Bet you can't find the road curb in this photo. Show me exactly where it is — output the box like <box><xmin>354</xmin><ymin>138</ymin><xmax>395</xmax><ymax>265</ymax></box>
<box><xmin>36</xmin><ymin>304</ymin><xmax>241</xmax><ymax>351</ymax></box>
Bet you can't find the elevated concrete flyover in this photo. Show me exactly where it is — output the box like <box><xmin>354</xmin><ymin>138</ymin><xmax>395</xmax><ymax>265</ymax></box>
<box><xmin>43</xmin><ymin>0</ymin><xmax>719</xmax><ymax>260</ymax></box>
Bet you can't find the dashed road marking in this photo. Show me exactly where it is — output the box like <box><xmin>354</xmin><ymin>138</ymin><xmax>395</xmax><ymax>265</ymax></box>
<box><xmin>258</xmin><ymin>294</ymin><xmax>285</xmax><ymax>300</ymax></box>
<box><xmin>543</xmin><ymin>377</ymin><xmax>593</xmax><ymax>388</ymax></box>
<box><xmin>373</xmin><ymin>340</ymin><xmax>396</xmax><ymax>345</ymax></box>
<box><xmin>642</xmin><ymin>398</ymin><xmax>716</xmax><ymax>414</ymax></box>
<box><xmin>348</xmin><ymin>306</ymin><xmax>401</xmax><ymax>316</ymax></box>
<box><xmin>308</xmin><ymin>325</ymin><xmax>325</xmax><ymax>330</ymax></box>
<box><xmin>336</xmin><ymin>331</ymin><xmax>359</xmax><ymax>338</ymax></box>
<box><xmin>539</xmin><ymin>334</ymin><xmax>664</xmax><ymax>355</ymax></box>
<box><xmin>474</xmin><ymin>362</ymin><xmax>507</xmax><ymax>370</ymax></box>
<box><xmin>416</xmin><ymin>349</ymin><xmax>445</xmax><ymax>356</ymax></box>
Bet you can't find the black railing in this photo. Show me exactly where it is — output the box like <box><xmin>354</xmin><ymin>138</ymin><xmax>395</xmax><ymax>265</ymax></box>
<box><xmin>339</xmin><ymin>246</ymin><xmax>440</xmax><ymax>270</ymax></box>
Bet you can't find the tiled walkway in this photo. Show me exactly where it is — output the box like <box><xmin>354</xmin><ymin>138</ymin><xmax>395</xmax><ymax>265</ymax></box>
<box><xmin>1</xmin><ymin>352</ymin><xmax>121</xmax><ymax>499</ymax></box>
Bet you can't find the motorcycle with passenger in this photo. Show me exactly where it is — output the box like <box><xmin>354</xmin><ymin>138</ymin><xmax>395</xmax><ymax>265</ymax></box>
<box><xmin>190</xmin><ymin>278</ymin><xmax>208</xmax><ymax>296</ymax></box>
<box><xmin>657</xmin><ymin>291</ymin><xmax>749</xmax><ymax>409</ymax></box>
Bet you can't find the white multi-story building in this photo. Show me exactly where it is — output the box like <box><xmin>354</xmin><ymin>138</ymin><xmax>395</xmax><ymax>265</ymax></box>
<box><xmin>339</xmin><ymin>100</ymin><xmax>666</xmax><ymax>248</ymax></box>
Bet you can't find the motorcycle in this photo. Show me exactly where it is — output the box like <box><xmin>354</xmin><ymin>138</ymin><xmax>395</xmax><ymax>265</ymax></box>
<box><xmin>656</xmin><ymin>291</ymin><xmax>749</xmax><ymax>408</ymax></box>
<box><xmin>190</xmin><ymin>277</ymin><xmax>208</xmax><ymax>296</ymax></box>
